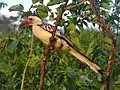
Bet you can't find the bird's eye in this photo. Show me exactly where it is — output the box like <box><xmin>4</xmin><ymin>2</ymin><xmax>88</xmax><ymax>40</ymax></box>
<box><xmin>29</xmin><ymin>18</ymin><xmax>32</xmax><ymax>20</ymax></box>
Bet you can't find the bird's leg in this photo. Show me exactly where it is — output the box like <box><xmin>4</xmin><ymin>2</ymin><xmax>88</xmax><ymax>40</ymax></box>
<box><xmin>54</xmin><ymin>43</ymin><xmax>63</xmax><ymax>55</ymax></box>
<box><xmin>51</xmin><ymin>43</ymin><xmax>63</xmax><ymax>65</ymax></box>
<box><xmin>49</xmin><ymin>35</ymin><xmax>57</xmax><ymax>49</ymax></box>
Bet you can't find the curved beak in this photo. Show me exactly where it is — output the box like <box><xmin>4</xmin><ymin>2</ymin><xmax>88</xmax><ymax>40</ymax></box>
<box><xmin>19</xmin><ymin>18</ymin><xmax>32</xmax><ymax>28</ymax></box>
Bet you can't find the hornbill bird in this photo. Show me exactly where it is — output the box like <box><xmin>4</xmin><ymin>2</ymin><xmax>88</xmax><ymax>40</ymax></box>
<box><xmin>20</xmin><ymin>16</ymin><xmax>103</xmax><ymax>74</ymax></box>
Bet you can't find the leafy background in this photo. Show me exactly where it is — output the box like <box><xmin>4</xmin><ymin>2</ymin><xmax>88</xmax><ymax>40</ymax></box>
<box><xmin>0</xmin><ymin>0</ymin><xmax>120</xmax><ymax>89</ymax></box>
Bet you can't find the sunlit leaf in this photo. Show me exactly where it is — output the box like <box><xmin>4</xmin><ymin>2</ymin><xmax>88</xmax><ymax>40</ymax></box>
<box><xmin>68</xmin><ymin>21</ymin><xmax>76</xmax><ymax>31</ymax></box>
<box><xmin>103</xmin><ymin>37</ymin><xmax>112</xmax><ymax>45</ymax></box>
<box><xmin>60</xmin><ymin>54</ymin><xmax>68</xmax><ymax>66</ymax></box>
<box><xmin>103</xmin><ymin>44</ymin><xmax>111</xmax><ymax>51</ymax></box>
<box><xmin>56</xmin><ymin>8</ymin><xmax>62</xmax><ymax>15</ymax></box>
<box><xmin>84</xmin><ymin>5</ymin><xmax>91</xmax><ymax>10</ymax></box>
<box><xmin>101</xmin><ymin>3</ymin><xmax>111</xmax><ymax>10</ymax></box>
<box><xmin>35</xmin><ymin>5</ymin><xmax>49</xmax><ymax>18</ymax></box>
<box><xmin>86</xmin><ymin>38</ymin><xmax>98</xmax><ymax>57</ymax></box>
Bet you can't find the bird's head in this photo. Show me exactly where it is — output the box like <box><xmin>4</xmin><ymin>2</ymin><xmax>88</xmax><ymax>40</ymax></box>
<box><xmin>19</xmin><ymin>16</ymin><xmax>43</xmax><ymax>28</ymax></box>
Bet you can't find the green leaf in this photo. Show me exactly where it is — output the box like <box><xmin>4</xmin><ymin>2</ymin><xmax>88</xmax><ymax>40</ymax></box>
<box><xmin>60</xmin><ymin>54</ymin><xmax>68</xmax><ymax>66</ymax></box>
<box><xmin>103</xmin><ymin>44</ymin><xmax>111</xmax><ymax>51</ymax></box>
<box><xmin>32</xmin><ymin>0</ymin><xmax>44</xmax><ymax>4</ymax></box>
<box><xmin>49</xmin><ymin>15</ymin><xmax>55</xmax><ymax>21</ymax></box>
<box><xmin>56</xmin><ymin>74</ymin><xmax>64</xmax><ymax>85</ymax></box>
<box><xmin>56</xmin><ymin>8</ymin><xmax>62</xmax><ymax>15</ymax></box>
<box><xmin>100</xmin><ymin>84</ymin><xmax>105</xmax><ymax>90</ymax></box>
<box><xmin>21</xmin><ymin>11</ymin><xmax>32</xmax><ymax>18</ymax></box>
<box><xmin>68</xmin><ymin>21</ymin><xmax>76</xmax><ymax>31</ymax></box>
<box><xmin>86</xmin><ymin>38</ymin><xmax>98</xmax><ymax>57</ymax></box>
<box><xmin>39</xmin><ymin>0</ymin><xmax>44</xmax><ymax>4</ymax></box>
<box><xmin>35</xmin><ymin>5</ymin><xmax>49</xmax><ymax>18</ymax></box>
<box><xmin>7</xmin><ymin>40</ymin><xmax>18</xmax><ymax>53</ymax></box>
<box><xmin>37</xmin><ymin>10</ymin><xmax>48</xmax><ymax>18</ymax></box>
<box><xmin>47</xmin><ymin>0</ymin><xmax>64</xmax><ymax>6</ymax></box>
<box><xmin>32</xmin><ymin>0</ymin><xmax>39</xmax><ymax>4</ymax></box>
<box><xmin>70</xmin><ymin>34</ymin><xmax>85</xmax><ymax>53</ymax></box>
<box><xmin>0</xmin><ymin>62</ymin><xmax>9</xmax><ymax>72</ymax></box>
<box><xmin>103</xmin><ymin>37</ymin><xmax>112</xmax><ymax>45</ymax></box>
<box><xmin>8</xmin><ymin>4</ymin><xmax>24</xmax><ymax>11</ymax></box>
<box><xmin>84</xmin><ymin>5</ymin><xmax>91</xmax><ymax>10</ymax></box>
<box><xmin>67</xmin><ymin>77</ymin><xmax>76</xmax><ymax>90</ymax></box>
<box><xmin>101</xmin><ymin>10</ymin><xmax>110</xmax><ymax>19</ymax></box>
<box><xmin>73</xmin><ymin>0</ymin><xmax>83</xmax><ymax>2</ymax></box>
<box><xmin>101</xmin><ymin>3</ymin><xmax>111</xmax><ymax>10</ymax></box>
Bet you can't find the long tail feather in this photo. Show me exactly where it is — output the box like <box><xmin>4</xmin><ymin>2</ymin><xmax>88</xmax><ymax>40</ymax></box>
<box><xmin>69</xmin><ymin>47</ymin><xmax>103</xmax><ymax>74</ymax></box>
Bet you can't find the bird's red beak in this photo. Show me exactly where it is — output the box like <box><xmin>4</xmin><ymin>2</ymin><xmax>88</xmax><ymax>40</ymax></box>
<box><xmin>19</xmin><ymin>18</ymin><xmax>32</xmax><ymax>28</ymax></box>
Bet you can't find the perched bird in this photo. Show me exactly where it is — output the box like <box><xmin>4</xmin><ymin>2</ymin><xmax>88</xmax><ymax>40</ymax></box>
<box><xmin>20</xmin><ymin>16</ymin><xmax>103</xmax><ymax>74</ymax></box>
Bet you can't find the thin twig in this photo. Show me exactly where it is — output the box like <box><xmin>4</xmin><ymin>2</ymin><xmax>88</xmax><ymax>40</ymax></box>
<box><xmin>88</xmin><ymin>0</ymin><xmax>116</xmax><ymax>90</ymax></box>
<box><xmin>20</xmin><ymin>34</ymin><xmax>33</xmax><ymax>90</ymax></box>
<box><xmin>20</xmin><ymin>58</ymin><xmax>31</xmax><ymax>90</ymax></box>
<box><xmin>29</xmin><ymin>4</ymin><xmax>33</xmax><ymax>11</ymax></box>
<box><xmin>64</xmin><ymin>0</ymin><xmax>86</xmax><ymax>10</ymax></box>
<box><xmin>38</xmin><ymin>0</ymin><xmax>69</xmax><ymax>90</ymax></box>
<box><xmin>0</xmin><ymin>40</ymin><xmax>4</xmax><ymax>50</ymax></box>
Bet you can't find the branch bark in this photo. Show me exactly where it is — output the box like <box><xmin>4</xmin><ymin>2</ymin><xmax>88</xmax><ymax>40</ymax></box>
<box><xmin>88</xmin><ymin>0</ymin><xmax>116</xmax><ymax>90</ymax></box>
<box><xmin>64</xmin><ymin>0</ymin><xmax>86</xmax><ymax>10</ymax></box>
<box><xmin>38</xmin><ymin>0</ymin><xmax>69</xmax><ymax>90</ymax></box>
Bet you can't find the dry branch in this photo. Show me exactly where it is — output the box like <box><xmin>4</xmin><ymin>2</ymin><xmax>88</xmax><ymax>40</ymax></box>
<box><xmin>88</xmin><ymin>0</ymin><xmax>116</xmax><ymax>90</ymax></box>
<box><xmin>38</xmin><ymin>0</ymin><xmax>69</xmax><ymax>90</ymax></box>
<box><xmin>64</xmin><ymin>0</ymin><xmax>86</xmax><ymax>10</ymax></box>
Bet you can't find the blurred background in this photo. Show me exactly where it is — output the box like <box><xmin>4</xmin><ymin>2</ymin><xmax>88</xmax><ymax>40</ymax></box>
<box><xmin>0</xmin><ymin>0</ymin><xmax>32</xmax><ymax>35</ymax></box>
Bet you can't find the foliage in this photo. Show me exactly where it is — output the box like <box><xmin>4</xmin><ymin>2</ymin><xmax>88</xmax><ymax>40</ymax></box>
<box><xmin>0</xmin><ymin>0</ymin><xmax>120</xmax><ymax>89</ymax></box>
<box><xmin>8</xmin><ymin>4</ymin><xmax>24</xmax><ymax>12</ymax></box>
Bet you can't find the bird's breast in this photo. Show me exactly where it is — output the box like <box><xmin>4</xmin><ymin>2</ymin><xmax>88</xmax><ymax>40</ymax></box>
<box><xmin>32</xmin><ymin>25</ymin><xmax>52</xmax><ymax>45</ymax></box>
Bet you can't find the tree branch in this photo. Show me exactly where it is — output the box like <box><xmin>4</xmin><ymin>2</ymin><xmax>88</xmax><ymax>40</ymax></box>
<box><xmin>88</xmin><ymin>0</ymin><xmax>116</xmax><ymax>90</ymax></box>
<box><xmin>64</xmin><ymin>0</ymin><xmax>86</xmax><ymax>10</ymax></box>
<box><xmin>38</xmin><ymin>0</ymin><xmax>69</xmax><ymax>90</ymax></box>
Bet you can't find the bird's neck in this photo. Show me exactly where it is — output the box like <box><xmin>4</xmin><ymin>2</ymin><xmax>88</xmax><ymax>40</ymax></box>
<box><xmin>32</xmin><ymin>23</ymin><xmax>42</xmax><ymax>26</ymax></box>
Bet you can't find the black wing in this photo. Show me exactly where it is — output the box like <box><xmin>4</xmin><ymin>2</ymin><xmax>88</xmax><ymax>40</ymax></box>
<box><xmin>39</xmin><ymin>24</ymin><xmax>56</xmax><ymax>33</ymax></box>
<box><xmin>56</xmin><ymin>34</ymin><xmax>75</xmax><ymax>49</ymax></box>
